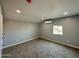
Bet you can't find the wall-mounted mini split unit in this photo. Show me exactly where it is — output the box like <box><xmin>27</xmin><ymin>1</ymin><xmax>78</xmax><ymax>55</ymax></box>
<box><xmin>45</xmin><ymin>21</ymin><xmax>52</xmax><ymax>24</ymax></box>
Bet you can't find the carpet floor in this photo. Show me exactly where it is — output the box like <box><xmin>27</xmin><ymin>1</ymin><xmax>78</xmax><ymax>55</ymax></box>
<box><xmin>2</xmin><ymin>38</ymin><xmax>79</xmax><ymax>58</ymax></box>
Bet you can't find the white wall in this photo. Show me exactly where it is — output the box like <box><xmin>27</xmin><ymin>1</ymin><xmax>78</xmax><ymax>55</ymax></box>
<box><xmin>0</xmin><ymin>4</ymin><xmax>3</xmax><ymax>57</ymax></box>
<box><xmin>3</xmin><ymin>20</ymin><xmax>40</xmax><ymax>48</ymax></box>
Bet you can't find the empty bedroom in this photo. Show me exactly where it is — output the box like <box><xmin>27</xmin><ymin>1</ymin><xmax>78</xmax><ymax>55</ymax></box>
<box><xmin>0</xmin><ymin>0</ymin><xmax>79</xmax><ymax>58</ymax></box>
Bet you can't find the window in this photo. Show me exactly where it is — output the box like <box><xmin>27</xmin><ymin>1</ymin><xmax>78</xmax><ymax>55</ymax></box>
<box><xmin>53</xmin><ymin>25</ymin><xmax>63</xmax><ymax>35</ymax></box>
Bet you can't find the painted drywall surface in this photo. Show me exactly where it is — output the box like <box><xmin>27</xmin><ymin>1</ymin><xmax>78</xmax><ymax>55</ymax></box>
<box><xmin>0</xmin><ymin>4</ymin><xmax>3</xmax><ymax>57</ymax></box>
<box><xmin>40</xmin><ymin>16</ymin><xmax>79</xmax><ymax>47</ymax></box>
<box><xmin>3</xmin><ymin>20</ymin><xmax>40</xmax><ymax>48</ymax></box>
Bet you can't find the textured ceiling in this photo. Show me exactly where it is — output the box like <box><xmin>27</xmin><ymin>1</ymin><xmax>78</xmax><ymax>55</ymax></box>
<box><xmin>2</xmin><ymin>0</ymin><xmax>79</xmax><ymax>23</ymax></box>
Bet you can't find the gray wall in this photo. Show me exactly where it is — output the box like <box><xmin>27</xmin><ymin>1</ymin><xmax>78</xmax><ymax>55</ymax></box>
<box><xmin>3</xmin><ymin>20</ymin><xmax>40</xmax><ymax>48</ymax></box>
<box><xmin>40</xmin><ymin>16</ymin><xmax>79</xmax><ymax>47</ymax></box>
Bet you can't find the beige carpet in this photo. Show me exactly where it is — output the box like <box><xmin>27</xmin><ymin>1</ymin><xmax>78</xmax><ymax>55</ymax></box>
<box><xmin>2</xmin><ymin>38</ymin><xmax>79</xmax><ymax>58</ymax></box>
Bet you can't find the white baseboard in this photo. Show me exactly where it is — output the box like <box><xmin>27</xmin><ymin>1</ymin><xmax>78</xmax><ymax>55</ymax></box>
<box><xmin>2</xmin><ymin>36</ymin><xmax>79</xmax><ymax>50</ymax></box>
<box><xmin>40</xmin><ymin>36</ymin><xmax>79</xmax><ymax>49</ymax></box>
<box><xmin>2</xmin><ymin>37</ymin><xmax>38</xmax><ymax>49</ymax></box>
